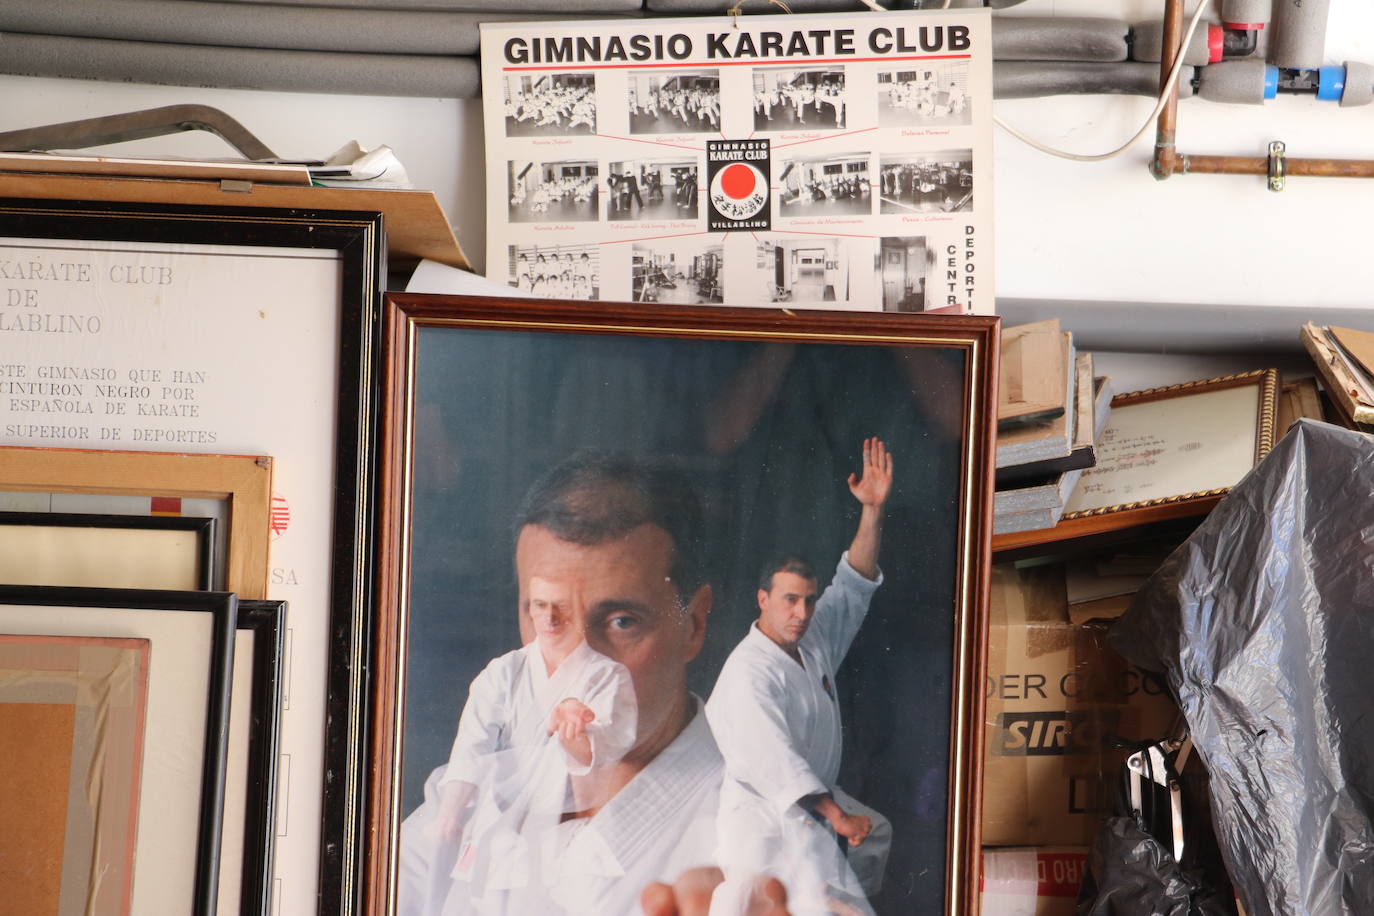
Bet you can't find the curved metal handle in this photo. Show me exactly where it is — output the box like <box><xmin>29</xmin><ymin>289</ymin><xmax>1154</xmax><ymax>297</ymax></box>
<box><xmin>0</xmin><ymin>104</ymin><xmax>278</xmax><ymax>161</ymax></box>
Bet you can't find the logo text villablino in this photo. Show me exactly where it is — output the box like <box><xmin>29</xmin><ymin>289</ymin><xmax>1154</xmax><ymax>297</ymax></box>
<box><xmin>707</xmin><ymin>140</ymin><xmax>771</xmax><ymax>232</ymax></box>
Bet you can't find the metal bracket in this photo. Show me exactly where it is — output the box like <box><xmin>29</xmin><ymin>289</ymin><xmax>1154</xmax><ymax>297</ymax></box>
<box><xmin>1268</xmin><ymin>140</ymin><xmax>1287</xmax><ymax>192</ymax></box>
<box><xmin>1126</xmin><ymin>735</ymin><xmax>1192</xmax><ymax>862</ymax></box>
<box><xmin>0</xmin><ymin>104</ymin><xmax>279</xmax><ymax>161</ymax></box>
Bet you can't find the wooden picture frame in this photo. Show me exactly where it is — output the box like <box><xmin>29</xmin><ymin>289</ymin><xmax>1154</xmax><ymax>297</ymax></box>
<box><xmin>0</xmin><ymin>510</ymin><xmax>216</xmax><ymax>590</ymax></box>
<box><xmin>993</xmin><ymin>369</ymin><xmax>1279</xmax><ymax>555</ymax></box>
<box><xmin>0</xmin><ymin>196</ymin><xmax>382</xmax><ymax>916</ymax></box>
<box><xmin>0</xmin><ymin>448</ymin><xmax>269</xmax><ymax>597</ymax></box>
<box><xmin>352</xmin><ymin>295</ymin><xmax>998</xmax><ymax>915</ymax></box>
<box><xmin>220</xmin><ymin>599</ymin><xmax>288</xmax><ymax>916</ymax></box>
<box><xmin>0</xmin><ymin>584</ymin><xmax>237</xmax><ymax>916</ymax></box>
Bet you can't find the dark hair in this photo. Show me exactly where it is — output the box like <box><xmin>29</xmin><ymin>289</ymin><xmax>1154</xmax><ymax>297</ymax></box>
<box><xmin>514</xmin><ymin>450</ymin><xmax>705</xmax><ymax>602</ymax></box>
<box><xmin>757</xmin><ymin>554</ymin><xmax>816</xmax><ymax>593</ymax></box>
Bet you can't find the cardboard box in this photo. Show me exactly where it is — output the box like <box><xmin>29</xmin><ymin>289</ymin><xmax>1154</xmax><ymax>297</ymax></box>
<box><xmin>981</xmin><ymin>846</ymin><xmax>1088</xmax><ymax>916</ymax></box>
<box><xmin>983</xmin><ymin>562</ymin><xmax>1179</xmax><ymax>847</ymax></box>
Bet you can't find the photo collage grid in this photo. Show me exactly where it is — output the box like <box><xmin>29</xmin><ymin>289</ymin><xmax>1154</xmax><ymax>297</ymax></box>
<box><xmin>488</xmin><ymin>31</ymin><xmax>987</xmax><ymax>313</ymax></box>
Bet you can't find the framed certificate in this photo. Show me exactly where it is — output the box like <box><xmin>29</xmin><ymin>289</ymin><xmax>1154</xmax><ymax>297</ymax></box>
<box><xmin>994</xmin><ymin>370</ymin><xmax>1280</xmax><ymax>554</ymax></box>
<box><xmin>354</xmin><ymin>295</ymin><xmax>998</xmax><ymax>915</ymax></box>
<box><xmin>0</xmin><ymin>193</ymin><xmax>384</xmax><ymax>915</ymax></box>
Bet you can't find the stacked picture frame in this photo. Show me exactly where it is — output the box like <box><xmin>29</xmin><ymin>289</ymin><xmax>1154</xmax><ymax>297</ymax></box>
<box><xmin>0</xmin><ymin>196</ymin><xmax>382</xmax><ymax>915</ymax></box>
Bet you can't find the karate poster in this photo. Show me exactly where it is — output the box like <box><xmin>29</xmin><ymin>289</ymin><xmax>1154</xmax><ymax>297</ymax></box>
<box><xmin>480</xmin><ymin>9</ymin><xmax>994</xmax><ymax>314</ymax></box>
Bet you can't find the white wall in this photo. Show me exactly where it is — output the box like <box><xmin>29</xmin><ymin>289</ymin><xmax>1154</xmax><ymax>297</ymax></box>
<box><xmin>995</xmin><ymin>0</ymin><xmax>1374</xmax><ymax>310</ymax></box>
<box><xmin>0</xmin><ymin>78</ymin><xmax>486</xmax><ymax>267</ymax></box>
<box><xmin>2</xmin><ymin>0</ymin><xmax>1373</xmax><ymax>306</ymax></box>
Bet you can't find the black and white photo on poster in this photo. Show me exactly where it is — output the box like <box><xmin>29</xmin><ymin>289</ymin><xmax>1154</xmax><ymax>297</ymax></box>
<box><xmin>508</xmin><ymin>243</ymin><xmax>600</xmax><ymax>300</ymax></box>
<box><xmin>877</xmin><ymin>62</ymin><xmax>972</xmax><ymax>128</ymax></box>
<box><xmin>776</xmin><ymin>152</ymin><xmax>872</xmax><ymax>218</ymax></box>
<box><xmin>876</xmin><ymin>236</ymin><xmax>934</xmax><ymax>312</ymax></box>
<box><xmin>752</xmin><ymin>236</ymin><xmax>852</xmax><ymax>303</ymax></box>
<box><xmin>627</xmin><ymin>69</ymin><xmax>721</xmax><ymax>134</ymax></box>
<box><xmin>878</xmin><ymin>151</ymin><xmax>973</xmax><ymax>214</ymax></box>
<box><xmin>502</xmin><ymin>72</ymin><xmax>597</xmax><ymax>137</ymax></box>
<box><xmin>507</xmin><ymin>159</ymin><xmax>601</xmax><ymax>223</ymax></box>
<box><xmin>631</xmin><ymin>240</ymin><xmax>723</xmax><ymax>304</ymax></box>
<box><xmin>607</xmin><ymin>157</ymin><xmax>701</xmax><ymax>221</ymax></box>
<box><xmin>753</xmin><ymin>67</ymin><xmax>847</xmax><ymax>131</ymax></box>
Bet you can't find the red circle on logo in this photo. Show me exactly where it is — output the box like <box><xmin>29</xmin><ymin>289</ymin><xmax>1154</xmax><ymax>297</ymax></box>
<box><xmin>720</xmin><ymin>163</ymin><xmax>756</xmax><ymax>199</ymax></box>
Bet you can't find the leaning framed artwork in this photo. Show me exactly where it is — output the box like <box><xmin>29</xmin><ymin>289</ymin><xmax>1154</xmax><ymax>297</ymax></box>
<box><xmin>0</xmin><ymin>632</ymin><xmax>149</xmax><ymax>916</ymax></box>
<box><xmin>0</xmin><ymin>196</ymin><xmax>382</xmax><ymax>916</ymax></box>
<box><xmin>0</xmin><ymin>510</ymin><xmax>216</xmax><ymax>590</ymax></box>
<box><xmin>0</xmin><ymin>447</ymin><xmax>268</xmax><ymax>596</ymax></box>
<box><xmin>220</xmin><ymin>599</ymin><xmax>289</xmax><ymax>916</ymax></box>
<box><xmin>354</xmin><ymin>295</ymin><xmax>997</xmax><ymax>915</ymax></box>
<box><xmin>0</xmin><ymin>584</ymin><xmax>237</xmax><ymax>916</ymax></box>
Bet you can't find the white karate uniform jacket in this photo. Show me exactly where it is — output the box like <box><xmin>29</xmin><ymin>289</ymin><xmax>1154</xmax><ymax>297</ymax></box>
<box><xmin>705</xmin><ymin>553</ymin><xmax>887</xmax><ymax>913</ymax></box>
<box><xmin>441</xmin><ymin>639</ymin><xmax>637</xmax><ymax>793</ymax></box>
<box><xmin>398</xmin><ymin>700</ymin><xmax>722</xmax><ymax>916</ymax></box>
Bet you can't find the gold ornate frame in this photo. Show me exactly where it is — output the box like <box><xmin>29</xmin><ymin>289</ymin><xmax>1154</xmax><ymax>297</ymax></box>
<box><xmin>994</xmin><ymin>369</ymin><xmax>1279</xmax><ymax>554</ymax></box>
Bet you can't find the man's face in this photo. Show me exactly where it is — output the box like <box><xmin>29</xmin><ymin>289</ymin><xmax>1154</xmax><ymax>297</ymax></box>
<box><xmin>756</xmin><ymin>571</ymin><xmax>819</xmax><ymax>652</ymax></box>
<box><xmin>516</xmin><ymin>523</ymin><xmax>710</xmax><ymax>763</ymax></box>
<box><xmin>526</xmin><ymin>575</ymin><xmax>581</xmax><ymax>667</ymax></box>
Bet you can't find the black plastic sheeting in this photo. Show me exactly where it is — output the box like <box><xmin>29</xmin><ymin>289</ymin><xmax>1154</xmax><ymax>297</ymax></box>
<box><xmin>1079</xmin><ymin>815</ymin><xmax>1236</xmax><ymax>916</ymax></box>
<box><xmin>1111</xmin><ymin>419</ymin><xmax>1374</xmax><ymax>916</ymax></box>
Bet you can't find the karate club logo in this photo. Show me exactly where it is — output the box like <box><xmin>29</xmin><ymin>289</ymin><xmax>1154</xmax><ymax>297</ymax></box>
<box><xmin>711</xmin><ymin>162</ymin><xmax>767</xmax><ymax>220</ymax></box>
<box><xmin>707</xmin><ymin>139</ymin><xmax>771</xmax><ymax>232</ymax></box>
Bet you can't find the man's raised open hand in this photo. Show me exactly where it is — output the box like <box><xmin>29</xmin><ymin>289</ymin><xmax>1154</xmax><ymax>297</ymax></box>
<box><xmin>846</xmin><ymin>437</ymin><xmax>893</xmax><ymax>509</ymax></box>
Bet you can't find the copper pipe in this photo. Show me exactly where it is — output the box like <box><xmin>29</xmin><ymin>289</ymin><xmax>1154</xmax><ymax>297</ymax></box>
<box><xmin>1151</xmin><ymin>0</ymin><xmax>1186</xmax><ymax>180</ymax></box>
<box><xmin>1182</xmin><ymin>154</ymin><xmax>1374</xmax><ymax>178</ymax></box>
<box><xmin>1149</xmin><ymin>0</ymin><xmax>1374</xmax><ymax>183</ymax></box>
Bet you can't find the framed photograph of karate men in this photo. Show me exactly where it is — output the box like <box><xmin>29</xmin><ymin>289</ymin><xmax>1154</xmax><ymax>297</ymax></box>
<box><xmin>359</xmin><ymin>295</ymin><xmax>996</xmax><ymax>916</ymax></box>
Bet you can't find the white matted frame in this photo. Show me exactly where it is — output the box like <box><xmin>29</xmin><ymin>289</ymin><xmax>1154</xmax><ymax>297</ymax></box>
<box><xmin>0</xmin><ymin>510</ymin><xmax>215</xmax><ymax>590</ymax></box>
<box><xmin>0</xmin><ymin>585</ymin><xmax>237</xmax><ymax>916</ymax></box>
<box><xmin>0</xmin><ymin>197</ymin><xmax>382</xmax><ymax>915</ymax></box>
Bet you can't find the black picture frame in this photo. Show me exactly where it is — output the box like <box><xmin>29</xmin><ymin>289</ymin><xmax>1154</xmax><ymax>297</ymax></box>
<box><xmin>360</xmin><ymin>295</ymin><xmax>998</xmax><ymax>915</ymax></box>
<box><xmin>0</xmin><ymin>196</ymin><xmax>383</xmax><ymax>916</ymax></box>
<box><xmin>0</xmin><ymin>510</ymin><xmax>217</xmax><ymax>590</ymax></box>
<box><xmin>0</xmin><ymin>583</ymin><xmax>237</xmax><ymax>915</ymax></box>
<box><xmin>232</xmin><ymin>599</ymin><xmax>289</xmax><ymax>916</ymax></box>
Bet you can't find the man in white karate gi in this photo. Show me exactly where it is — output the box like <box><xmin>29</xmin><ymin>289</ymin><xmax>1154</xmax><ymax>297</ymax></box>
<box><xmin>399</xmin><ymin>452</ymin><xmax>738</xmax><ymax>916</ymax></box>
<box><xmin>706</xmin><ymin>436</ymin><xmax>894</xmax><ymax>916</ymax></box>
